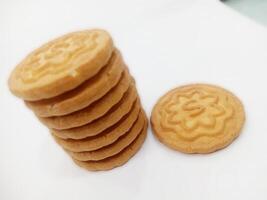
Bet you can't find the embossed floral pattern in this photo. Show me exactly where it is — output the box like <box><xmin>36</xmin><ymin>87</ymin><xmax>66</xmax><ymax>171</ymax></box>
<box><xmin>21</xmin><ymin>31</ymin><xmax>99</xmax><ymax>83</ymax></box>
<box><xmin>151</xmin><ymin>84</ymin><xmax>245</xmax><ymax>154</ymax></box>
<box><xmin>159</xmin><ymin>88</ymin><xmax>234</xmax><ymax>140</ymax></box>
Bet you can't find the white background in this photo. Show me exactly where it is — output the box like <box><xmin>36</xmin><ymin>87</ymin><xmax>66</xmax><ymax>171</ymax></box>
<box><xmin>1</xmin><ymin>0</ymin><xmax>267</xmax><ymax>199</ymax></box>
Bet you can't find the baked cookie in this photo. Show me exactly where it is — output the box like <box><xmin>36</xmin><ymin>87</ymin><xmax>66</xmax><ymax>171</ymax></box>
<box><xmin>52</xmin><ymin>104</ymin><xmax>144</xmax><ymax>152</ymax></box>
<box><xmin>25</xmin><ymin>49</ymin><xmax>124</xmax><ymax>117</ymax></box>
<box><xmin>9</xmin><ymin>29</ymin><xmax>113</xmax><ymax>101</ymax></box>
<box><xmin>69</xmin><ymin>111</ymin><xmax>147</xmax><ymax>161</ymax></box>
<box><xmin>151</xmin><ymin>84</ymin><xmax>245</xmax><ymax>154</ymax></box>
<box><xmin>37</xmin><ymin>69</ymin><xmax>130</xmax><ymax>129</ymax></box>
<box><xmin>48</xmin><ymin>81</ymin><xmax>137</xmax><ymax>130</ymax></box>
<box><xmin>72</xmin><ymin>122</ymin><xmax>147</xmax><ymax>171</ymax></box>
<box><xmin>52</xmin><ymin>96</ymin><xmax>141</xmax><ymax>139</ymax></box>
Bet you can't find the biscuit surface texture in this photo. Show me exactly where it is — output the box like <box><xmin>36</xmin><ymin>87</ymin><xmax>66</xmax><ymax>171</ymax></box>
<box><xmin>151</xmin><ymin>84</ymin><xmax>245</xmax><ymax>154</ymax></box>
<box><xmin>9</xmin><ymin>29</ymin><xmax>113</xmax><ymax>100</ymax></box>
<box><xmin>25</xmin><ymin>50</ymin><xmax>123</xmax><ymax>116</ymax></box>
<box><xmin>37</xmin><ymin>69</ymin><xmax>130</xmax><ymax>129</ymax></box>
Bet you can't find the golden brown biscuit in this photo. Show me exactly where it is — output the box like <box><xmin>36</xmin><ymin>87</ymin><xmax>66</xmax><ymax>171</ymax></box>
<box><xmin>151</xmin><ymin>84</ymin><xmax>245</xmax><ymax>154</ymax></box>
<box><xmin>68</xmin><ymin>110</ymin><xmax>147</xmax><ymax>161</ymax></box>
<box><xmin>8</xmin><ymin>29</ymin><xmax>113</xmax><ymax>101</ymax></box>
<box><xmin>25</xmin><ymin>50</ymin><xmax>124</xmax><ymax>117</ymax></box>
<box><xmin>37</xmin><ymin>69</ymin><xmax>131</xmax><ymax>129</ymax></box>
<box><xmin>52</xmin><ymin>96</ymin><xmax>141</xmax><ymax>139</ymax></box>
<box><xmin>53</xmin><ymin>106</ymin><xmax>144</xmax><ymax>152</ymax></box>
<box><xmin>72</xmin><ymin>122</ymin><xmax>147</xmax><ymax>171</ymax></box>
<box><xmin>48</xmin><ymin>85</ymin><xmax>137</xmax><ymax>135</ymax></box>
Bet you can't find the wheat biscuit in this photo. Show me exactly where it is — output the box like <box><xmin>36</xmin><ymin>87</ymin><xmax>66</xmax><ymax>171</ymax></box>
<box><xmin>49</xmin><ymin>83</ymin><xmax>140</xmax><ymax>134</ymax></box>
<box><xmin>72</xmin><ymin>122</ymin><xmax>147</xmax><ymax>171</ymax></box>
<box><xmin>52</xmin><ymin>96</ymin><xmax>141</xmax><ymax>139</ymax></box>
<box><xmin>151</xmin><ymin>84</ymin><xmax>245</xmax><ymax>154</ymax></box>
<box><xmin>44</xmin><ymin>81</ymin><xmax>138</xmax><ymax>130</ymax></box>
<box><xmin>37</xmin><ymin>69</ymin><xmax>131</xmax><ymax>129</ymax></box>
<box><xmin>68</xmin><ymin>110</ymin><xmax>147</xmax><ymax>161</ymax></box>
<box><xmin>25</xmin><ymin>50</ymin><xmax>124</xmax><ymax>117</ymax></box>
<box><xmin>52</xmin><ymin>103</ymin><xmax>144</xmax><ymax>152</ymax></box>
<box><xmin>8</xmin><ymin>29</ymin><xmax>113</xmax><ymax>101</ymax></box>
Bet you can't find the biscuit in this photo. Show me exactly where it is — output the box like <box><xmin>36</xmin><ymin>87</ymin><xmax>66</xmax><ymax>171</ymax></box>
<box><xmin>37</xmin><ymin>69</ymin><xmax>130</xmax><ymax>129</ymax></box>
<box><xmin>8</xmin><ymin>29</ymin><xmax>114</xmax><ymax>101</ymax></box>
<box><xmin>72</xmin><ymin>122</ymin><xmax>147</xmax><ymax>171</ymax></box>
<box><xmin>25</xmin><ymin>49</ymin><xmax>124</xmax><ymax>117</ymax></box>
<box><xmin>52</xmin><ymin>103</ymin><xmax>144</xmax><ymax>152</ymax></box>
<box><xmin>67</xmin><ymin>110</ymin><xmax>146</xmax><ymax>161</ymax></box>
<box><xmin>52</xmin><ymin>96</ymin><xmax>141</xmax><ymax>139</ymax></box>
<box><xmin>151</xmin><ymin>84</ymin><xmax>245</xmax><ymax>154</ymax></box>
<box><xmin>48</xmin><ymin>82</ymin><xmax>137</xmax><ymax>132</ymax></box>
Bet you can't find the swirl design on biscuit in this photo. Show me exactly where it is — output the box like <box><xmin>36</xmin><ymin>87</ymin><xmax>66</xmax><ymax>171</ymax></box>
<box><xmin>20</xmin><ymin>31</ymin><xmax>99</xmax><ymax>83</ymax></box>
<box><xmin>158</xmin><ymin>88</ymin><xmax>234</xmax><ymax>141</ymax></box>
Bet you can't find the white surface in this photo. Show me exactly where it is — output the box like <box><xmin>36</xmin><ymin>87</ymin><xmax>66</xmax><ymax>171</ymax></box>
<box><xmin>1</xmin><ymin>0</ymin><xmax>267</xmax><ymax>199</ymax></box>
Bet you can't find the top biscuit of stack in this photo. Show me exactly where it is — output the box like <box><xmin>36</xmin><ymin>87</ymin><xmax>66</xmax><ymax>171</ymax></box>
<box><xmin>8</xmin><ymin>29</ymin><xmax>114</xmax><ymax>101</ymax></box>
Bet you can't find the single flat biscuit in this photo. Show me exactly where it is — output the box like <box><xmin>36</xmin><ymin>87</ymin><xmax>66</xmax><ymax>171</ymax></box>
<box><xmin>68</xmin><ymin>110</ymin><xmax>147</xmax><ymax>161</ymax></box>
<box><xmin>52</xmin><ymin>103</ymin><xmax>144</xmax><ymax>152</ymax></box>
<box><xmin>37</xmin><ymin>69</ymin><xmax>130</xmax><ymax>129</ymax></box>
<box><xmin>9</xmin><ymin>29</ymin><xmax>114</xmax><ymax>101</ymax></box>
<box><xmin>151</xmin><ymin>84</ymin><xmax>245</xmax><ymax>154</ymax></box>
<box><xmin>72</xmin><ymin>122</ymin><xmax>147</xmax><ymax>171</ymax></box>
<box><xmin>25</xmin><ymin>50</ymin><xmax>124</xmax><ymax>117</ymax></box>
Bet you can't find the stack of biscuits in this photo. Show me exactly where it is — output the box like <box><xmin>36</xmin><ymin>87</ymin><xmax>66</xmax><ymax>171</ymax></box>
<box><xmin>8</xmin><ymin>29</ymin><xmax>147</xmax><ymax>171</ymax></box>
